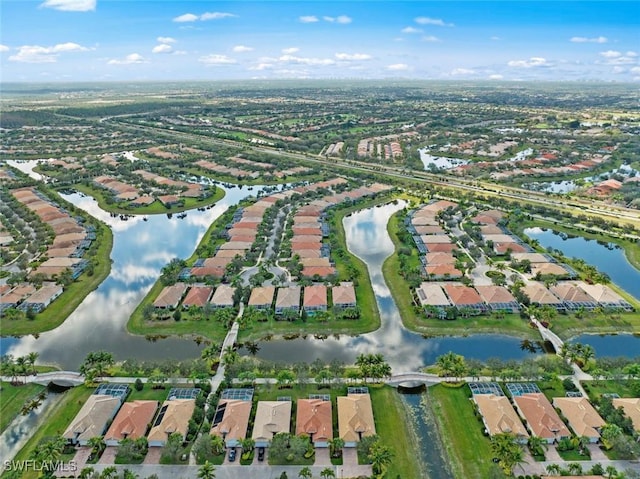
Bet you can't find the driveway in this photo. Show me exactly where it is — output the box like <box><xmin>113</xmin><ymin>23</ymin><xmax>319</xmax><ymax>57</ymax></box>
<box><xmin>98</xmin><ymin>446</ymin><xmax>118</xmax><ymax>464</ymax></box>
<box><xmin>143</xmin><ymin>447</ymin><xmax>162</xmax><ymax>465</ymax></box>
<box><xmin>314</xmin><ymin>447</ymin><xmax>332</xmax><ymax>466</ymax></box>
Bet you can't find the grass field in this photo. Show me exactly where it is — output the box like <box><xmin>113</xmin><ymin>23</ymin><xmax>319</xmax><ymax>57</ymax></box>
<box><xmin>70</xmin><ymin>183</ymin><xmax>225</xmax><ymax>215</ymax></box>
<box><xmin>582</xmin><ymin>379</ymin><xmax>639</xmax><ymax>401</ymax></box>
<box><xmin>5</xmin><ymin>386</ymin><xmax>94</xmax><ymax>479</ymax></box>
<box><xmin>0</xmin><ymin>382</ymin><xmax>46</xmax><ymax>433</ymax></box>
<box><xmin>0</xmin><ymin>221</ymin><xmax>113</xmax><ymax>336</ymax></box>
<box><xmin>428</xmin><ymin>384</ymin><xmax>493</xmax><ymax>479</ymax></box>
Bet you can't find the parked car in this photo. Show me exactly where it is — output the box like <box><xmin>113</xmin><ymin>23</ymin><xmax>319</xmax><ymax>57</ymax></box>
<box><xmin>228</xmin><ymin>447</ymin><xmax>237</xmax><ymax>462</ymax></box>
<box><xmin>257</xmin><ymin>447</ymin><xmax>265</xmax><ymax>461</ymax></box>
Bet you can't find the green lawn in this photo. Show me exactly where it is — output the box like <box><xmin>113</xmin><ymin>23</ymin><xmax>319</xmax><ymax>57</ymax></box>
<box><xmin>428</xmin><ymin>383</ymin><xmax>493</xmax><ymax>479</ymax></box>
<box><xmin>126</xmin><ymin>383</ymin><xmax>176</xmax><ymax>402</ymax></box>
<box><xmin>70</xmin><ymin>183</ymin><xmax>225</xmax><ymax>215</ymax></box>
<box><xmin>536</xmin><ymin>378</ymin><xmax>568</xmax><ymax>402</ymax></box>
<box><xmin>557</xmin><ymin>447</ymin><xmax>590</xmax><ymax>461</ymax></box>
<box><xmin>4</xmin><ymin>386</ymin><xmax>94</xmax><ymax>479</ymax></box>
<box><xmin>0</xmin><ymin>221</ymin><xmax>113</xmax><ymax>336</ymax></box>
<box><xmin>383</xmin><ymin>211</ymin><xmax>537</xmax><ymax>339</ymax></box>
<box><xmin>0</xmin><ymin>382</ymin><xmax>46</xmax><ymax>433</ymax></box>
<box><xmin>582</xmin><ymin>379</ymin><xmax>640</xmax><ymax>402</ymax></box>
<box><xmin>369</xmin><ymin>386</ymin><xmax>423</xmax><ymax>479</ymax></box>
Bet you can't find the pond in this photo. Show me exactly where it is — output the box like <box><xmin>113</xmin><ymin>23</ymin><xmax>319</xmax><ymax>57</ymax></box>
<box><xmin>0</xmin><ymin>185</ymin><xmax>268</xmax><ymax>368</ymax></box>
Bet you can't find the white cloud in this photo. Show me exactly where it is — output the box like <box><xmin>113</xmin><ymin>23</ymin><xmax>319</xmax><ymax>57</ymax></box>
<box><xmin>335</xmin><ymin>52</ymin><xmax>372</xmax><ymax>61</ymax></box>
<box><xmin>249</xmin><ymin>63</ymin><xmax>274</xmax><ymax>71</ymax></box>
<box><xmin>157</xmin><ymin>37</ymin><xmax>176</xmax><ymax>44</ymax></box>
<box><xmin>386</xmin><ymin>63</ymin><xmax>409</xmax><ymax>71</ymax></box>
<box><xmin>299</xmin><ymin>15</ymin><xmax>319</xmax><ymax>23</ymax></box>
<box><xmin>198</xmin><ymin>54</ymin><xmax>236</xmax><ymax>65</ymax></box>
<box><xmin>507</xmin><ymin>57</ymin><xmax>552</xmax><ymax>68</ymax></box>
<box><xmin>336</xmin><ymin>15</ymin><xmax>352</xmax><ymax>24</ymax></box>
<box><xmin>402</xmin><ymin>27</ymin><xmax>423</xmax><ymax>34</ymax></box>
<box><xmin>173</xmin><ymin>12</ymin><xmax>235</xmax><ymax>22</ymax></box>
<box><xmin>422</xmin><ymin>36</ymin><xmax>441</xmax><ymax>43</ymax></box>
<box><xmin>107</xmin><ymin>53</ymin><xmax>147</xmax><ymax>65</ymax></box>
<box><xmin>570</xmin><ymin>36</ymin><xmax>608</xmax><ymax>43</ymax></box>
<box><xmin>631</xmin><ymin>66</ymin><xmax>640</xmax><ymax>74</ymax></box>
<box><xmin>626</xmin><ymin>51</ymin><xmax>638</xmax><ymax>57</ymax></box>
<box><xmin>451</xmin><ymin>68</ymin><xmax>475</xmax><ymax>75</ymax></box>
<box><xmin>600</xmin><ymin>50</ymin><xmax>621</xmax><ymax>58</ymax></box>
<box><xmin>490</xmin><ymin>36</ymin><xmax>501</xmax><ymax>41</ymax></box>
<box><xmin>152</xmin><ymin>44</ymin><xmax>173</xmax><ymax>54</ymax></box>
<box><xmin>200</xmin><ymin>12</ymin><xmax>235</xmax><ymax>21</ymax></box>
<box><xmin>612</xmin><ymin>66</ymin><xmax>627</xmax><ymax>74</ymax></box>
<box><xmin>9</xmin><ymin>42</ymin><xmax>89</xmax><ymax>63</ymax></box>
<box><xmin>0</xmin><ymin>44</ymin><xmax>9</xmax><ymax>52</ymax></box>
<box><xmin>232</xmin><ymin>45</ymin><xmax>253</xmax><ymax>53</ymax></box>
<box><xmin>489</xmin><ymin>74</ymin><xmax>504</xmax><ymax>80</ymax></box>
<box><xmin>40</xmin><ymin>0</ymin><xmax>95</xmax><ymax>11</ymax></box>
<box><xmin>415</xmin><ymin>16</ymin><xmax>454</xmax><ymax>27</ymax></box>
<box><xmin>173</xmin><ymin>13</ymin><xmax>198</xmax><ymax>22</ymax></box>
<box><xmin>279</xmin><ymin>54</ymin><xmax>334</xmax><ymax>66</ymax></box>
<box><xmin>282</xmin><ymin>47</ymin><xmax>299</xmax><ymax>54</ymax></box>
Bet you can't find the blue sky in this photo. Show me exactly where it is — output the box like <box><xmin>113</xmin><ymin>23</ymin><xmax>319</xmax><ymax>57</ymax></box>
<box><xmin>1</xmin><ymin>0</ymin><xmax>638</xmax><ymax>82</ymax></box>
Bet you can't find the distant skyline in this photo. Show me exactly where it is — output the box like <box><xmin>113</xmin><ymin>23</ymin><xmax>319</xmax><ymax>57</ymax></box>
<box><xmin>1</xmin><ymin>0</ymin><xmax>638</xmax><ymax>82</ymax></box>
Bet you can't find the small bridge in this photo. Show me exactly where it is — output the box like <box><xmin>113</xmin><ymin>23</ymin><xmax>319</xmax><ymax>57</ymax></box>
<box><xmin>531</xmin><ymin>317</ymin><xmax>564</xmax><ymax>355</ymax></box>
<box><xmin>30</xmin><ymin>371</ymin><xmax>84</xmax><ymax>387</ymax></box>
<box><xmin>386</xmin><ymin>372</ymin><xmax>442</xmax><ymax>388</ymax></box>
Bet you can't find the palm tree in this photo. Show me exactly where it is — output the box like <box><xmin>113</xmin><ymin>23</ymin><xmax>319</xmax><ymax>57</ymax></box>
<box><xmin>527</xmin><ymin>436</ymin><xmax>547</xmax><ymax>457</ymax></box>
<box><xmin>319</xmin><ymin>468</ymin><xmax>335</xmax><ymax>479</ymax></box>
<box><xmin>15</xmin><ymin>356</ymin><xmax>29</xmax><ymax>382</ymax></box>
<box><xmin>368</xmin><ymin>442</ymin><xmax>394</xmax><ymax>477</ymax></box>
<box><xmin>87</xmin><ymin>436</ymin><xmax>106</xmax><ymax>459</ymax></box>
<box><xmin>27</xmin><ymin>352</ymin><xmax>39</xmax><ymax>375</ymax></box>
<box><xmin>240</xmin><ymin>437</ymin><xmax>255</xmax><ymax>454</ymax></box>
<box><xmin>605</xmin><ymin>465</ymin><xmax>618</xmax><ymax>479</ymax></box>
<box><xmin>298</xmin><ymin>467</ymin><xmax>313</xmax><ymax>479</ymax></box>
<box><xmin>100</xmin><ymin>466</ymin><xmax>118</xmax><ymax>479</ymax></box>
<box><xmin>328</xmin><ymin>438</ymin><xmax>344</xmax><ymax>458</ymax></box>
<box><xmin>546</xmin><ymin>464</ymin><xmax>561</xmax><ymax>475</ymax></box>
<box><xmin>198</xmin><ymin>461</ymin><xmax>216</xmax><ymax>479</ymax></box>
<box><xmin>210</xmin><ymin>435</ymin><xmax>225</xmax><ymax>455</ymax></box>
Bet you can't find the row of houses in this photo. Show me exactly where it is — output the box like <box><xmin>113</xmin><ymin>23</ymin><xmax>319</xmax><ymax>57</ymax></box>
<box><xmin>153</xmin><ymin>283</ymin><xmax>235</xmax><ymax>309</ymax></box>
<box><xmin>471</xmin><ymin>382</ymin><xmax>640</xmax><ymax>445</ymax></box>
<box><xmin>63</xmin><ymin>385</ymin><xmax>202</xmax><ymax>447</ymax></box>
<box><xmin>210</xmin><ymin>388</ymin><xmax>375</xmax><ymax>448</ymax></box>
<box><xmin>408</xmin><ymin>201</ymin><xmax>460</xmax><ymax>272</ymax></box>
<box><xmin>522</xmin><ymin>280</ymin><xmax>632</xmax><ymax>312</ymax></box>
<box><xmin>247</xmin><ymin>283</ymin><xmax>357</xmax><ymax>316</ymax></box>
<box><xmin>290</xmin><ymin>182</ymin><xmax>393</xmax><ymax>279</ymax></box>
<box><xmin>416</xmin><ymin>282</ymin><xmax>519</xmax><ymax>313</ymax></box>
<box><xmin>1</xmin><ymin>187</ymin><xmax>93</xmax><ymax>313</ymax></box>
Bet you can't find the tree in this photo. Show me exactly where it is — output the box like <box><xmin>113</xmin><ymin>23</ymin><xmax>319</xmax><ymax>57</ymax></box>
<box><xmin>277</xmin><ymin>369</ymin><xmax>296</xmax><ymax>388</ymax></box>
<box><xmin>600</xmin><ymin>423</ymin><xmax>623</xmax><ymax>450</ymax></box>
<box><xmin>27</xmin><ymin>351</ymin><xmax>39</xmax><ymax>374</ymax></box>
<box><xmin>491</xmin><ymin>433</ymin><xmax>525</xmax><ymax>476</ymax></box>
<box><xmin>435</xmin><ymin>351</ymin><xmax>467</xmax><ymax>380</ymax></box>
<box><xmin>211</xmin><ymin>435</ymin><xmax>225</xmax><ymax>455</ymax></box>
<box><xmin>88</xmin><ymin>436</ymin><xmax>106</xmax><ymax>459</ymax></box>
<box><xmin>80</xmin><ymin>351</ymin><xmax>114</xmax><ymax>380</ymax></box>
<box><xmin>368</xmin><ymin>441</ymin><xmax>394</xmax><ymax>477</ymax></box>
<box><xmin>328</xmin><ymin>437</ymin><xmax>344</xmax><ymax>458</ymax></box>
<box><xmin>320</xmin><ymin>468</ymin><xmax>335</xmax><ymax>479</ymax></box>
<box><xmin>298</xmin><ymin>467</ymin><xmax>312</xmax><ymax>479</ymax></box>
<box><xmin>527</xmin><ymin>435</ymin><xmax>547</xmax><ymax>457</ymax></box>
<box><xmin>197</xmin><ymin>461</ymin><xmax>216</xmax><ymax>479</ymax></box>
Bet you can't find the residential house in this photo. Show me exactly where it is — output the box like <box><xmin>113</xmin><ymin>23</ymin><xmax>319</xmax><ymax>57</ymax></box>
<box><xmin>296</xmin><ymin>398</ymin><xmax>333</xmax><ymax>447</ymax></box>
<box><xmin>104</xmin><ymin>400</ymin><xmax>159</xmax><ymax>446</ymax></box>
<box><xmin>275</xmin><ymin>286</ymin><xmax>301</xmax><ymax>316</ymax></box>
<box><xmin>148</xmin><ymin>399</ymin><xmax>196</xmax><ymax>447</ymax></box>
<box><xmin>337</xmin><ymin>394</ymin><xmax>376</xmax><ymax>447</ymax></box>
<box><xmin>63</xmin><ymin>395</ymin><xmax>122</xmax><ymax>446</ymax></box>
<box><xmin>252</xmin><ymin>401</ymin><xmax>292</xmax><ymax>448</ymax></box>
<box><xmin>473</xmin><ymin>394</ymin><xmax>529</xmax><ymax>443</ymax></box>
<box><xmin>513</xmin><ymin>393</ymin><xmax>570</xmax><ymax>443</ymax></box>
<box><xmin>552</xmin><ymin>397</ymin><xmax>605</xmax><ymax>443</ymax></box>
<box><xmin>303</xmin><ymin>284</ymin><xmax>328</xmax><ymax>315</ymax></box>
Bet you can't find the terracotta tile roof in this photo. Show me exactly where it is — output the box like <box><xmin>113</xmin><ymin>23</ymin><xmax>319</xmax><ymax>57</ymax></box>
<box><xmin>182</xmin><ymin>286</ymin><xmax>213</xmax><ymax>307</ymax></box>
<box><xmin>153</xmin><ymin>283</ymin><xmax>187</xmax><ymax>308</ymax></box>
<box><xmin>332</xmin><ymin>283</ymin><xmax>356</xmax><ymax>306</ymax></box>
<box><xmin>104</xmin><ymin>400</ymin><xmax>159</xmax><ymax>442</ymax></box>
<box><xmin>296</xmin><ymin>399</ymin><xmax>333</xmax><ymax>443</ymax></box>
<box><xmin>292</xmin><ymin>243</ymin><xmax>322</xmax><ymax>252</ymax></box>
<box><xmin>531</xmin><ymin>263</ymin><xmax>569</xmax><ymax>277</ymax></box>
<box><xmin>522</xmin><ymin>282</ymin><xmax>562</xmax><ymax>305</ymax></box>
<box><xmin>443</xmin><ymin>284</ymin><xmax>483</xmax><ymax>305</ymax></box>
<box><xmin>474</xmin><ymin>394</ymin><xmax>529</xmax><ymax>438</ymax></box>
<box><xmin>425</xmin><ymin>264</ymin><xmax>462</xmax><ymax>277</ymax></box>
<box><xmin>612</xmin><ymin>398</ymin><xmax>640</xmax><ymax>432</ymax></box>
<box><xmin>148</xmin><ymin>399</ymin><xmax>196</xmax><ymax>444</ymax></box>
<box><xmin>425</xmin><ymin>252</ymin><xmax>456</xmax><ymax>265</ymax></box>
<box><xmin>303</xmin><ymin>285</ymin><xmax>327</xmax><ymax>308</ymax></box>
<box><xmin>549</xmin><ymin>283</ymin><xmax>595</xmax><ymax>303</ymax></box>
<box><xmin>248</xmin><ymin>286</ymin><xmax>275</xmax><ymax>307</ymax></box>
<box><xmin>302</xmin><ymin>266</ymin><xmax>336</xmax><ymax>278</ymax></box>
<box><xmin>210</xmin><ymin>399</ymin><xmax>252</xmax><ymax>444</ymax></box>
<box><xmin>513</xmin><ymin>393</ymin><xmax>570</xmax><ymax>440</ymax></box>
<box><xmin>252</xmin><ymin>401</ymin><xmax>292</xmax><ymax>442</ymax></box>
<box><xmin>424</xmin><ymin>243</ymin><xmax>457</xmax><ymax>253</ymax></box>
<box><xmin>338</xmin><ymin>394</ymin><xmax>376</xmax><ymax>443</ymax></box>
<box><xmin>494</xmin><ymin>242</ymin><xmax>528</xmax><ymax>254</ymax></box>
<box><xmin>276</xmin><ymin>286</ymin><xmax>301</xmax><ymax>308</ymax></box>
<box><xmin>552</xmin><ymin>397</ymin><xmax>605</xmax><ymax>439</ymax></box>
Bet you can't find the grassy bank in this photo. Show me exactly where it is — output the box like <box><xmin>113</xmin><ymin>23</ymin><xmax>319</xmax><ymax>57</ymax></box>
<box><xmin>4</xmin><ymin>386</ymin><xmax>93</xmax><ymax>479</ymax></box>
<box><xmin>370</xmin><ymin>385</ymin><xmax>423</xmax><ymax>479</ymax></box>
<box><xmin>128</xmin><ymin>196</ymin><xmax>390</xmax><ymax>343</ymax></box>
<box><xmin>0</xmin><ymin>221</ymin><xmax>113</xmax><ymax>336</ymax></box>
<box><xmin>0</xmin><ymin>382</ymin><xmax>46</xmax><ymax>433</ymax></box>
<box><xmin>69</xmin><ymin>183</ymin><xmax>225</xmax><ymax>215</ymax></box>
<box><xmin>383</xmin><ymin>210</ymin><xmax>537</xmax><ymax>340</ymax></box>
<box><xmin>428</xmin><ymin>383</ymin><xmax>493</xmax><ymax>479</ymax></box>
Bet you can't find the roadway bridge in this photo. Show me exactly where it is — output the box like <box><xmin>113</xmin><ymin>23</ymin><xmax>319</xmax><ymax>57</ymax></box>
<box><xmin>23</xmin><ymin>371</ymin><xmax>84</xmax><ymax>387</ymax></box>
